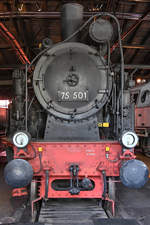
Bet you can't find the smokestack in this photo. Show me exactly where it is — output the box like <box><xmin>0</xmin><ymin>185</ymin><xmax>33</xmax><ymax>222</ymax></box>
<box><xmin>61</xmin><ymin>3</ymin><xmax>83</xmax><ymax>41</ymax></box>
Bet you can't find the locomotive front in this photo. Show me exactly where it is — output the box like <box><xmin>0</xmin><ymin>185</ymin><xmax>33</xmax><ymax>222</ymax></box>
<box><xmin>33</xmin><ymin>41</ymin><xmax>111</xmax><ymax>140</ymax></box>
<box><xmin>4</xmin><ymin>3</ymin><xmax>149</xmax><ymax>218</ymax></box>
<box><xmin>33</xmin><ymin>42</ymin><xmax>109</xmax><ymax>120</ymax></box>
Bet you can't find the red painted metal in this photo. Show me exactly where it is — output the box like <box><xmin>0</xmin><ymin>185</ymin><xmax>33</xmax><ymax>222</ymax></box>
<box><xmin>0</xmin><ymin>107</ymin><xmax>7</xmax><ymax>161</ymax></box>
<box><xmin>0</xmin><ymin>108</ymin><xmax>7</xmax><ymax>132</ymax></box>
<box><xmin>120</xmin><ymin>150</ymin><xmax>136</xmax><ymax>160</ymax></box>
<box><xmin>135</xmin><ymin>106</ymin><xmax>150</xmax><ymax>128</ymax></box>
<box><xmin>0</xmin><ymin>22</ymin><xmax>30</xmax><ymax>65</ymax></box>
<box><xmin>13</xmin><ymin>141</ymin><xmax>128</xmax><ymax>199</ymax></box>
<box><xmin>32</xmin><ymin>196</ymin><xmax>42</xmax><ymax>217</ymax></box>
<box><xmin>0</xmin><ymin>143</ymin><xmax>6</xmax><ymax>160</ymax></box>
<box><xmin>0</xmin><ymin>150</ymin><xmax>6</xmax><ymax>162</ymax></box>
<box><xmin>103</xmin><ymin>195</ymin><xmax>115</xmax><ymax>216</ymax></box>
<box><xmin>12</xmin><ymin>187</ymin><xmax>28</xmax><ymax>197</ymax></box>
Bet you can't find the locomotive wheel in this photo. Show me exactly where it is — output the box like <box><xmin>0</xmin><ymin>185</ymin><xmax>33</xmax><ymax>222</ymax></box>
<box><xmin>30</xmin><ymin>181</ymin><xmax>38</xmax><ymax>222</ymax></box>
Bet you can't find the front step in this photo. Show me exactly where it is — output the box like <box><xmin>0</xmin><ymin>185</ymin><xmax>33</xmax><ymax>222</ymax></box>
<box><xmin>0</xmin><ymin>220</ymin><xmax>139</xmax><ymax>225</ymax></box>
<box><xmin>38</xmin><ymin>199</ymin><xmax>107</xmax><ymax>225</ymax></box>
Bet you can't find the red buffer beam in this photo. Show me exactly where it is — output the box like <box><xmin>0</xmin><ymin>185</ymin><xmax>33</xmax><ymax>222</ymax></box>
<box><xmin>0</xmin><ymin>22</ymin><xmax>30</xmax><ymax>65</ymax></box>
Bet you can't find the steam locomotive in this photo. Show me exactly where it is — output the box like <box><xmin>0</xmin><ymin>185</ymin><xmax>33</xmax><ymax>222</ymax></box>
<box><xmin>4</xmin><ymin>3</ymin><xmax>149</xmax><ymax>219</ymax></box>
<box><xmin>131</xmin><ymin>81</ymin><xmax>150</xmax><ymax>157</ymax></box>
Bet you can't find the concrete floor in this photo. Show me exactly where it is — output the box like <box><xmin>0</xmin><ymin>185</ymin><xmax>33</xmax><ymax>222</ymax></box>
<box><xmin>116</xmin><ymin>180</ymin><xmax>150</xmax><ymax>225</ymax></box>
<box><xmin>116</xmin><ymin>151</ymin><xmax>150</xmax><ymax>225</ymax></box>
<box><xmin>0</xmin><ymin>163</ymin><xmax>14</xmax><ymax>223</ymax></box>
<box><xmin>0</xmin><ymin>152</ymin><xmax>150</xmax><ymax>225</ymax></box>
<box><xmin>136</xmin><ymin>152</ymin><xmax>150</xmax><ymax>169</ymax></box>
<box><xmin>0</xmin><ymin>163</ymin><xmax>28</xmax><ymax>224</ymax></box>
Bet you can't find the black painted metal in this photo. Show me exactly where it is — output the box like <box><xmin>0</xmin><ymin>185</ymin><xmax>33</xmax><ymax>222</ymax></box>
<box><xmin>131</xmin><ymin>81</ymin><xmax>150</xmax><ymax>107</ymax></box>
<box><xmin>39</xmin><ymin>199</ymin><xmax>107</xmax><ymax>224</ymax></box>
<box><xmin>45</xmin><ymin>170</ymin><xmax>49</xmax><ymax>200</ymax></box>
<box><xmin>120</xmin><ymin>159</ymin><xmax>149</xmax><ymax>188</ymax></box>
<box><xmin>44</xmin><ymin>115</ymin><xmax>99</xmax><ymax>141</ymax></box>
<box><xmin>4</xmin><ymin>159</ymin><xmax>33</xmax><ymax>188</ymax></box>
<box><xmin>0</xmin><ymin>12</ymin><xmax>150</xmax><ymax>21</ymax></box>
<box><xmin>7</xmin><ymin>70</ymin><xmax>26</xmax><ymax>136</ymax></box>
<box><xmin>42</xmin><ymin>38</ymin><xmax>53</xmax><ymax>49</ymax></box>
<box><xmin>93</xmin><ymin>219</ymin><xmax>140</xmax><ymax>225</ymax></box>
<box><xmin>1</xmin><ymin>64</ymin><xmax>150</xmax><ymax>71</ymax></box>
<box><xmin>89</xmin><ymin>19</ymin><xmax>113</xmax><ymax>43</ymax></box>
<box><xmin>12</xmin><ymin>69</ymin><xmax>25</xmax><ymax>120</ymax></box>
<box><xmin>31</xmin><ymin>11</ymin><xmax>126</xmax><ymax>140</ymax></box>
<box><xmin>117</xmin><ymin>64</ymin><xmax>150</xmax><ymax>70</ymax></box>
<box><xmin>61</xmin><ymin>3</ymin><xmax>83</xmax><ymax>41</ymax></box>
<box><xmin>123</xmin><ymin>90</ymin><xmax>135</xmax><ymax>131</ymax></box>
<box><xmin>0</xmin><ymin>219</ymin><xmax>139</xmax><ymax>225</ymax></box>
<box><xmin>33</xmin><ymin>42</ymin><xmax>111</xmax><ymax>121</ymax></box>
<box><xmin>7</xmin><ymin>11</ymin><xmax>132</xmax><ymax>142</ymax></box>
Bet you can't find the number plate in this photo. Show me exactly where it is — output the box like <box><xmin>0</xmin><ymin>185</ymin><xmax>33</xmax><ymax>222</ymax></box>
<box><xmin>57</xmin><ymin>91</ymin><xmax>88</xmax><ymax>102</ymax></box>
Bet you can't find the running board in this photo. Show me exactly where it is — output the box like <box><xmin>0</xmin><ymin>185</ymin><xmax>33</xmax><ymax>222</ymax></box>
<box><xmin>38</xmin><ymin>199</ymin><xmax>107</xmax><ymax>225</ymax></box>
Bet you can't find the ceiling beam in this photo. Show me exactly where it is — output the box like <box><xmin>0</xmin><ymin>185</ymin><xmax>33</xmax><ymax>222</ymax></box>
<box><xmin>0</xmin><ymin>45</ymin><xmax>38</xmax><ymax>50</ymax></box>
<box><xmin>1</xmin><ymin>0</ymin><xmax>150</xmax><ymax>4</ymax></box>
<box><xmin>0</xmin><ymin>22</ymin><xmax>30</xmax><ymax>64</ymax></box>
<box><xmin>19</xmin><ymin>19</ymin><xmax>31</xmax><ymax>56</ymax></box>
<box><xmin>125</xmin><ymin>0</ymin><xmax>150</xmax><ymax>2</ymax></box>
<box><xmin>129</xmin><ymin>30</ymin><xmax>150</xmax><ymax>64</ymax></box>
<box><xmin>110</xmin><ymin>10</ymin><xmax>150</xmax><ymax>54</ymax></box>
<box><xmin>0</xmin><ymin>64</ymin><xmax>25</xmax><ymax>70</ymax></box>
<box><xmin>1</xmin><ymin>44</ymin><xmax>150</xmax><ymax>51</ymax></box>
<box><xmin>116</xmin><ymin>64</ymin><xmax>150</xmax><ymax>70</ymax></box>
<box><xmin>0</xmin><ymin>11</ymin><xmax>150</xmax><ymax>21</ymax></box>
<box><xmin>0</xmin><ymin>80</ymin><xmax>12</xmax><ymax>85</ymax></box>
<box><xmin>1</xmin><ymin>64</ymin><xmax>150</xmax><ymax>71</ymax></box>
<box><xmin>122</xmin><ymin>45</ymin><xmax>150</xmax><ymax>50</ymax></box>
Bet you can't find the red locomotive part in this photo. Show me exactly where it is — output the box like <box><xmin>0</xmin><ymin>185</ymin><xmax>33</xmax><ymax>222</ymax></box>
<box><xmin>135</xmin><ymin>106</ymin><xmax>150</xmax><ymax>128</ymax></box>
<box><xmin>12</xmin><ymin>187</ymin><xmax>28</xmax><ymax>197</ymax></box>
<box><xmin>0</xmin><ymin>108</ymin><xmax>7</xmax><ymax>133</ymax></box>
<box><xmin>14</xmin><ymin>141</ymin><xmax>123</xmax><ymax>199</ymax></box>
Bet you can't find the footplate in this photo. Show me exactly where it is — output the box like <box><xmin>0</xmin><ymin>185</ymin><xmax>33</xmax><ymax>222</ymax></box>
<box><xmin>39</xmin><ymin>199</ymin><xmax>107</xmax><ymax>225</ymax></box>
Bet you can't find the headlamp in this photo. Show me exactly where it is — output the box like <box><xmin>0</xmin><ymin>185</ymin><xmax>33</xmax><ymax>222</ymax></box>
<box><xmin>12</xmin><ymin>131</ymin><xmax>31</xmax><ymax>148</ymax></box>
<box><xmin>121</xmin><ymin>131</ymin><xmax>138</xmax><ymax>148</ymax></box>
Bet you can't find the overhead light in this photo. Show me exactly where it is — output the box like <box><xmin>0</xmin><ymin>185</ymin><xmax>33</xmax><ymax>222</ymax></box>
<box><xmin>136</xmin><ymin>78</ymin><xmax>146</xmax><ymax>84</ymax></box>
<box><xmin>142</xmin><ymin>79</ymin><xmax>146</xmax><ymax>83</ymax></box>
<box><xmin>18</xmin><ymin>3</ymin><xmax>24</xmax><ymax>12</ymax></box>
<box><xmin>36</xmin><ymin>1</ymin><xmax>42</xmax><ymax>12</ymax></box>
<box><xmin>136</xmin><ymin>78</ymin><xmax>141</xmax><ymax>84</ymax></box>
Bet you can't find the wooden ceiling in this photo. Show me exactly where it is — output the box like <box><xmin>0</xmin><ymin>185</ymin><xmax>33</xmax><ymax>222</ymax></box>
<box><xmin>0</xmin><ymin>0</ymin><xmax>150</xmax><ymax>98</ymax></box>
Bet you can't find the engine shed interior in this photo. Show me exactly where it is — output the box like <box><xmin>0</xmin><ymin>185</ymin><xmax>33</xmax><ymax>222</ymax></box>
<box><xmin>0</xmin><ymin>0</ymin><xmax>150</xmax><ymax>99</ymax></box>
<box><xmin>0</xmin><ymin>1</ymin><xmax>150</xmax><ymax>225</ymax></box>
